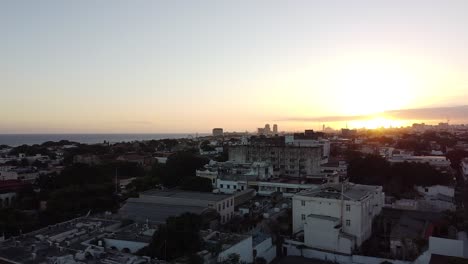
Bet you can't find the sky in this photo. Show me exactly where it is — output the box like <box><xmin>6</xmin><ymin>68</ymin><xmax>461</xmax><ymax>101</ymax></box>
<box><xmin>2</xmin><ymin>0</ymin><xmax>468</xmax><ymax>133</ymax></box>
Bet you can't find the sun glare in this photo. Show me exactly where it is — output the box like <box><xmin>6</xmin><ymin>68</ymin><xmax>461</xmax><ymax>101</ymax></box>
<box><xmin>332</xmin><ymin>60</ymin><xmax>418</xmax><ymax>116</ymax></box>
<box><xmin>348</xmin><ymin>116</ymin><xmax>411</xmax><ymax>129</ymax></box>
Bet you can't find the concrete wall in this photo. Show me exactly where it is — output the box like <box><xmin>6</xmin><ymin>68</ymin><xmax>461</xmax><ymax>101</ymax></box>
<box><xmin>254</xmin><ymin>237</ymin><xmax>276</xmax><ymax>263</ymax></box>
<box><xmin>103</xmin><ymin>238</ymin><xmax>149</xmax><ymax>253</ymax></box>
<box><xmin>428</xmin><ymin>236</ymin><xmax>464</xmax><ymax>258</ymax></box>
<box><xmin>304</xmin><ymin>215</ymin><xmax>353</xmax><ymax>254</ymax></box>
<box><xmin>415</xmin><ymin>185</ymin><xmax>455</xmax><ymax>197</ymax></box>
<box><xmin>218</xmin><ymin>236</ymin><xmax>253</xmax><ymax>264</ymax></box>
<box><xmin>283</xmin><ymin>239</ymin><xmax>411</xmax><ymax>264</ymax></box>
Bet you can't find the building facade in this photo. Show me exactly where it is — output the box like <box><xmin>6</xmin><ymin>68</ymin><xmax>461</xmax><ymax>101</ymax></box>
<box><xmin>228</xmin><ymin>145</ymin><xmax>322</xmax><ymax>177</ymax></box>
<box><xmin>292</xmin><ymin>183</ymin><xmax>384</xmax><ymax>254</ymax></box>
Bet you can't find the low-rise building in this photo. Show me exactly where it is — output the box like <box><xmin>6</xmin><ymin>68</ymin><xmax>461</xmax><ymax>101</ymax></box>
<box><xmin>137</xmin><ymin>189</ymin><xmax>236</xmax><ymax>224</ymax></box>
<box><xmin>388</xmin><ymin>155</ymin><xmax>451</xmax><ymax>170</ymax></box>
<box><xmin>292</xmin><ymin>183</ymin><xmax>384</xmax><ymax>254</ymax></box>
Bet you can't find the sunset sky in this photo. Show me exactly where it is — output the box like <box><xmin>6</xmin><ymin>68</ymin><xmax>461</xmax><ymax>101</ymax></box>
<box><xmin>2</xmin><ymin>0</ymin><xmax>468</xmax><ymax>133</ymax></box>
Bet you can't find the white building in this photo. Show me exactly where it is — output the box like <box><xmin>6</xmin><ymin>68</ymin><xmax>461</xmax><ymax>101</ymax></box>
<box><xmin>415</xmin><ymin>185</ymin><xmax>454</xmax><ymax>198</ymax></box>
<box><xmin>462</xmin><ymin>158</ymin><xmax>468</xmax><ymax>180</ymax></box>
<box><xmin>388</xmin><ymin>155</ymin><xmax>451</xmax><ymax>169</ymax></box>
<box><xmin>292</xmin><ymin>183</ymin><xmax>384</xmax><ymax>254</ymax></box>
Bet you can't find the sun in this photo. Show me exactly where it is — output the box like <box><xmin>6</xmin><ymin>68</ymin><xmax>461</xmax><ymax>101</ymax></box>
<box><xmin>332</xmin><ymin>60</ymin><xmax>418</xmax><ymax>116</ymax></box>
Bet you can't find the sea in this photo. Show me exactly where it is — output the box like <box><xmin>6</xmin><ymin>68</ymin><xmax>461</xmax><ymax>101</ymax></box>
<box><xmin>0</xmin><ymin>133</ymin><xmax>209</xmax><ymax>147</ymax></box>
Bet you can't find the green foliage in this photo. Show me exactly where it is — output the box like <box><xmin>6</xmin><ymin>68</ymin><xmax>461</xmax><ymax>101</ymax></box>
<box><xmin>200</xmin><ymin>140</ymin><xmax>215</xmax><ymax>151</ymax></box>
<box><xmin>348</xmin><ymin>155</ymin><xmax>451</xmax><ymax>196</ymax></box>
<box><xmin>138</xmin><ymin>213</ymin><xmax>202</xmax><ymax>260</ymax></box>
<box><xmin>0</xmin><ymin>209</ymin><xmax>37</xmax><ymax>237</ymax></box>
<box><xmin>161</xmin><ymin>151</ymin><xmax>209</xmax><ymax>187</ymax></box>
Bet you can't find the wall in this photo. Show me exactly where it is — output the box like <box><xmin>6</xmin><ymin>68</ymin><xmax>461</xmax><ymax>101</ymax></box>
<box><xmin>428</xmin><ymin>236</ymin><xmax>464</xmax><ymax>258</ymax></box>
<box><xmin>254</xmin><ymin>237</ymin><xmax>276</xmax><ymax>263</ymax></box>
<box><xmin>304</xmin><ymin>215</ymin><xmax>353</xmax><ymax>254</ymax></box>
<box><xmin>415</xmin><ymin>185</ymin><xmax>455</xmax><ymax>197</ymax></box>
<box><xmin>283</xmin><ymin>239</ymin><xmax>411</xmax><ymax>264</ymax></box>
<box><xmin>103</xmin><ymin>238</ymin><xmax>149</xmax><ymax>253</ymax></box>
<box><xmin>218</xmin><ymin>236</ymin><xmax>253</xmax><ymax>264</ymax></box>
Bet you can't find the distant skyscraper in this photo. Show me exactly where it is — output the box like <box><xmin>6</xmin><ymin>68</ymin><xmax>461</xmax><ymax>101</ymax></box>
<box><xmin>264</xmin><ymin>124</ymin><xmax>271</xmax><ymax>135</ymax></box>
<box><xmin>212</xmin><ymin>128</ymin><xmax>223</xmax><ymax>137</ymax></box>
<box><xmin>273</xmin><ymin>124</ymin><xmax>278</xmax><ymax>134</ymax></box>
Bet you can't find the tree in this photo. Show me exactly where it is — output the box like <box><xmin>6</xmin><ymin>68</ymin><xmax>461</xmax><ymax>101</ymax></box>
<box><xmin>161</xmin><ymin>151</ymin><xmax>209</xmax><ymax>187</ymax></box>
<box><xmin>180</xmin><ymin>177</ymin><xmax>213</xmax><ymax>192</ymax></box>
<box><xmin>138</xmin><ymin>213</ymin><xmax>203</xmax><ymax>260</ymax></box>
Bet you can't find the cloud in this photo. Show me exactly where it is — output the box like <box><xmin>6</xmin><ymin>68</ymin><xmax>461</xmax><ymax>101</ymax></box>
<box><xmin>384</xmin><ymin>105</ymin><xmax>468</xmax><ymax>121</ymax></box>
<box><xmin>278</xmin><ymin>105</ymin><xmax>468</xmax><ymax>123</ymax></box>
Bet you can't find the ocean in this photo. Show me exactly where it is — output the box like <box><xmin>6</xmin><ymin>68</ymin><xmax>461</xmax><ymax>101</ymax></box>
<box><xmin>0</xmin><ymin>133</ymin><xmax>209</xmax><ymax>147</ymax></box>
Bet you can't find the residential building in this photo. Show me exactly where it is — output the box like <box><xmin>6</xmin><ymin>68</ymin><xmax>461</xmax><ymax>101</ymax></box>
<box><xmin>196</xmin><ymin>160</ymin><xmax>274</xmax><ymax>188</ymax></box>
<box><xmin>387</xmin><ymin>155</ymin><xmax>451</xmax><ymax>169</ymax></box>
<box><xmin>229</xmin><ymin>145</ymin><xmax>322</xmax><ymax>177</ymax></box>
<box><xmin>292</xmin><ymin>183</ymin><xmax>384</xmax><ymax>254</ymax></box>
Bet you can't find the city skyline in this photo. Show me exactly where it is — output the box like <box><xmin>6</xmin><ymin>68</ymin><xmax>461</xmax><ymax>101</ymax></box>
<box><xmin>2</xmin><ymin>1</ymin><xmax>468</xmax><ymax>133</ymax></box>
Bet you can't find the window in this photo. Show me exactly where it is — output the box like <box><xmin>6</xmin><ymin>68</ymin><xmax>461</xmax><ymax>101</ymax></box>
<box><xmin>301</xmin><ymin>200</ymin><xmax>306</xmax><ymax>206</ymax></box>
<box><xmin>346</xmin><ymin>204</ymin><xmax>350</xmax><ymax>212</ymax></box>
<box><xmin>222</xmin><ymin>215</ymin><xmax>225</xmax><ymax>223</ymax></box>
<box><xmin>220</xmin><ymin>184</ymin><xmax>224</xmax><ymax>188</ymax></box>
<box><xmin>212</xmin><ymin>179</ymin><xmax>215</xmax><ymax>183</ymax></box>
<box><xmin>231</xmin><ymin>199</ymin><xmax>233</xmax><ymax>206</ymax></box>
<box><xmin>241</xmin><ymin>186</ymin><xmax>245</xmax><ymax>190</ymax></box>
<box><xmin>301</xmin><ymin>214</ymin><xmax>306</xmax><ymax>220</ymax></box>
<box><xmin>227</xmin><ymin>185</ymin><xmax>230</xmax><ymax>189</ymax></box>
<box><xmin>346</xmin><ymin>220</ymin><xmax>351</xmax><ymax>226</ymax></box>
<box><xmin>218</xmin><ymin>204</ymin><xmax>221</xmax><ymax>211</ymax></box>
<box><xmin>223</xmin><ymin>202</ymin><xmax>225</xmax><ymax>209</ymax></box>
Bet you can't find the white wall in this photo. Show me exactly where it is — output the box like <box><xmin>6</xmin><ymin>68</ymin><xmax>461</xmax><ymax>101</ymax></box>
<box><xmin>304</xmin><ymin>215</ymin><xmax>353</xmax><ymax>254</ymax></box>
<box><xmin>428</xmin><ymin>236</ymin><xmax>464</xmax><ymax>258</ymax></box>
<box><xmin>415</xmin><ymin>185</ymin><xmax>455</xmax><ymax>198</ymax></box>
<box><xmin>103</xmin><ymin>238</ymin><xmax>148</xmax><ymax>253</ymax></box>
<box><xmin>254</xmin><ymin>237</ymin><xmax>276</xmax><ymax>263</ymax></box>
<box><xmin>218</xmin><ymin>236</ymin><xmax>253</xmax><ymax>264</ymax></box>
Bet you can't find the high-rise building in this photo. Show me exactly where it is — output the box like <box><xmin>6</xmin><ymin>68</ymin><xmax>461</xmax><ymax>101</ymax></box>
<box><xmin>212</xmin><ymin>128</ymin><xmax>224</xmax><ymax>137</ymax></box>
<box><xmin>264</xmin><ymin>124</ymin><xmax>271</xmax><ymax>135</ymax></box>
<box><xmin>273</xmin><ymin>124</ymin><xmax>278</xmax><ymax>134</ymax></box>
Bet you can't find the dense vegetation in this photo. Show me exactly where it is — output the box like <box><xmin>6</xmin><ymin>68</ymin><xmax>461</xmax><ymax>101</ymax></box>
<box><xmin>138</xmin><ymin>213</ymin><xmax>203</xmax><ymax>261</ymax></box>
<box><xmin>348</xmin><ymin>155</ymin><xmax>451</xmax><ymax>196</ymax></box>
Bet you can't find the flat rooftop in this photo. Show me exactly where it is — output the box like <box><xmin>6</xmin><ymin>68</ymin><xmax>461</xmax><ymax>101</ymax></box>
<box><xmin>296</xmin><ymin>183</ymin><xmax>381</xmax><ymax>201</ymax></box>
<box><xmin>140</xmin><ymin>189</ymin><xmax>232</xmax><ymax>201</ymax></box>
<box><xmin>119</xmin><ymin>198</ymin><xmax>209</xmax><ymax>224</ymax></box>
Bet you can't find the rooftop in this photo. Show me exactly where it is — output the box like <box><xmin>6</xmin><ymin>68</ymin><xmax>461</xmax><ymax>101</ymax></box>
<box><xmin>140</xmin><ymin>189</ymin><xmax>232</xmax><ymax>202</ymax></box>
<box><xmin>119</xmin><ymin>198</ymin><xmax>210</xmax><ymax>224</ymax></box>
<box><xmin>295</xmin><ymin>183</ymin><xmax>381</xmax><ymax>201</ymax></box>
